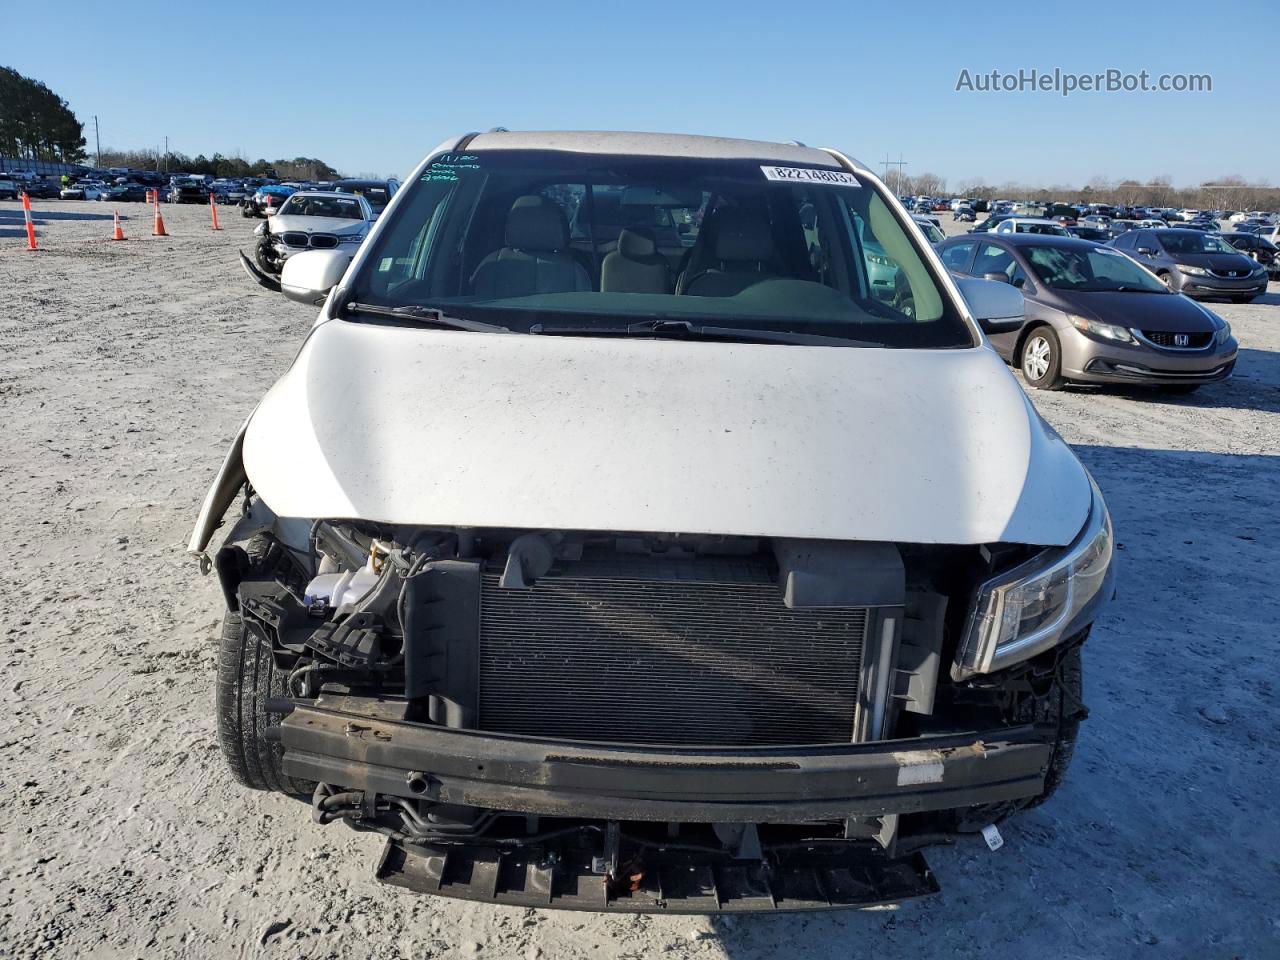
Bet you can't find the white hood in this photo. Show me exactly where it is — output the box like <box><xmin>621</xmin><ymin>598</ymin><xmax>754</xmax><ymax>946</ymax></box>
<box><xmin>269</xmin><ymin>215</ymin><xmax>365</xmax><ymax>235</ymax></box>
<box><xmin>241</xmin><ymin>319</ymin><xmax>1090</xmax><ymax>546</ymax></box>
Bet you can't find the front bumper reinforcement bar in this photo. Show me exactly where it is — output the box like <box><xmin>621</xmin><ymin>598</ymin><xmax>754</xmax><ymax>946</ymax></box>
<box><xmin>281</xmin><ymin>698</ymin><xmax>1053</xmax><ymax>823</ymax></box>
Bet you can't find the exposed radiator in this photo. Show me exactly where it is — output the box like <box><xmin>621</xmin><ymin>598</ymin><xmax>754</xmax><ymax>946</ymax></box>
<box><xmin>478</xmin><ymin>556</ymin><xmax>868</xmax><ymax>747</ymax></box>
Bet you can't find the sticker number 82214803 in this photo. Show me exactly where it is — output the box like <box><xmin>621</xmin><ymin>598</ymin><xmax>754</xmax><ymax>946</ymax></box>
<box><xmin>760</xmin><ymin>166</ymin><xmax>860</xmax><ymax>186</ymax></box>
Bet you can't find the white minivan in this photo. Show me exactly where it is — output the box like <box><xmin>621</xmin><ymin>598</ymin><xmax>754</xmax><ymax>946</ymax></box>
<box><xmin>191</xmin><ymin>131</ymin><xmax>1113</xmax><ymax>913</ymax></box>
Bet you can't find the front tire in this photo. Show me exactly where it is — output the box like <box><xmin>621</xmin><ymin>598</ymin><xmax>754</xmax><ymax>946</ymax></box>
<box><xmin>1021</xmin><ymin>326</ymin><xmax>1065</xmax><ymax>390</ymax></box>
<box><xmin>216</xmin><ymin>609</ymin><xmax>311</xmax><ymax>796</ymax></box>
<box><xmin>941</xmin><ymin>643</ymin><xmax>1085</xmax><ymax>835</ymax></box>
<box><xmin>254</xmin><ymin>239</ymin><xmax>282</xmax><ymax>279</ymax></box>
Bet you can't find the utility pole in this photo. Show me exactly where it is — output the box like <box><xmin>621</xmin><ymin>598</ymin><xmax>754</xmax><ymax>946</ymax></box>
<box><xmin>94</xmin><ymin>115</ymin><xmax>100</xmax><ymax>168</ymax></box>
<box><xmin>882</xmin><ymin>153</ymin><xmax>908</xmax><ymax>195</ymax></box>
<box><xmin>164</xmin><ymin>136</ymin><xmax>169</xmax><ymax>174</ymax></box>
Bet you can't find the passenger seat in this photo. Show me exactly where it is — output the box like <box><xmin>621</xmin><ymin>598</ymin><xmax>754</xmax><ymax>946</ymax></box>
<box><xmin>471</xmin><ymin>196</ymin><xmax>592</xmax><ymax>298</ymax></box>
<box><xmin>600</xmin><ymin>228</ymin><xmax>671</xmax><ymax>294</ymax></box>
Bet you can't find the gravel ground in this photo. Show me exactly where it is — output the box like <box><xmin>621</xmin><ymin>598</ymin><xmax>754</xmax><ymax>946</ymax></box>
<box><xmin>1</xmin><ymin>200</ymin><xmax>1278</xmax><ymax>959</ymax></box>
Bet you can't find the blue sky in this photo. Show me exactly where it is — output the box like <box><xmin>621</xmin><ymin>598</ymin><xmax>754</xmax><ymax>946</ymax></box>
<box><xmin>10</xmin><ymin>0</ymin><xmax>1277</xmax><ymax>186</ymax></box>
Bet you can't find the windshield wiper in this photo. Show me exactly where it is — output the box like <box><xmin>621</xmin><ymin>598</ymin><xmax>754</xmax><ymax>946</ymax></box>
<box><xmin>529</xmin><ymin>318</ymin><xmax>880</xmax><ymax>348</ymax></box>
<box><xmin>345</xmin><ymin>301</ymin><xmax>509</xmax><ymax>333</ymax></box>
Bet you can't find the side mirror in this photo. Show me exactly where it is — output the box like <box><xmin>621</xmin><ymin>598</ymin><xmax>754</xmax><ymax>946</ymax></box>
<box><xmin>955</xmin><ymin>275</ymin><xmax>1024</xmax><ymax>334</ymax></box>
<box><xmin>982</xmin><ymin>271</ymin><xmax>1010</xmax><ymax>284</ymax></box>
<box><xmin>280</xmin><ymin>249</ymin><xmax>352</xmax><ymax>305</ymax></box>
<box><xmin>1136</xmin><ymin>246</ymin><xmax>1156</xmax><ymax>256</ymax></box>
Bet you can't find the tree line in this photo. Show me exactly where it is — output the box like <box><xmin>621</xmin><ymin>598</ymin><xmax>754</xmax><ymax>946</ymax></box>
<box><xmin>95</xmin><ymin>148</ymin><xmax>341</xmax><ymax>180</ymax></box>
<box><xmin>0</xmin><ymin>66</ymin><xmax>87</xmax><ymax>164</ymax></box>
<box><xmin>950</xmin><ymin>174</ymin><xmax>1280</xmax><ymax>213</ymax></box>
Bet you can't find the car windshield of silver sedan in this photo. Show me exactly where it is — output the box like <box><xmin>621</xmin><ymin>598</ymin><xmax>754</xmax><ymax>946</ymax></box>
<box><xmin>348</xmin><ymin>150</ymin><xmax>973</xmax><ymax>349</ymax></box>
<box><xmin>1025</xmin><ymin>245</ymin><xmax>1169</xmax><ymax>293</ymax></box>
<box><xmin>278</xmin><ymin>195</ymin><xmax>364</xmax><ymax>219</ymax></box>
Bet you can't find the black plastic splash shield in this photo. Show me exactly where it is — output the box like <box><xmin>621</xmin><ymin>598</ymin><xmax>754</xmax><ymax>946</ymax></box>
<box><xmin>375</xmin><ymin>840</ymin><xmax>939</xmax><ymax>913</ymax></box>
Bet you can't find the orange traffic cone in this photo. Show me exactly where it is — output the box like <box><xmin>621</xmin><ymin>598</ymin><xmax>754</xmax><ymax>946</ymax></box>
<box><xmin>112</xmin><ymin>210</ymin><xmax>126</xmax><ymax>241</ymax></box>
<box><xmin>209</xmin><ymin>192</ymin><xmax>221</xmax><ymax>231</ymax></box>
<box><xmin>153</xmin><ymin>203</ymin><xmax>168</xmax><ymax>237</ymax></box>
<box><xmin>21</xmin><ymin>192</ymin><xmax>38</xmax><ymax>250</ymax></box>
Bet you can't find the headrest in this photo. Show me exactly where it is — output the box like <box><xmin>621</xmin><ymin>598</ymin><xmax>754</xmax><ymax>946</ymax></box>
<box><xmin>713</xmin><ymin>208</ymin><xmax>774</xmax><ymax>261</ymax></box>
<box><xmin>617</xmin><ymin>227</ymin><xmax>657</xmax><ymax>259</ymax></box>
<box><xmin>505</xmin><ymin>195</ymin><xmax>568</xmax><ymax>252</ymax></box>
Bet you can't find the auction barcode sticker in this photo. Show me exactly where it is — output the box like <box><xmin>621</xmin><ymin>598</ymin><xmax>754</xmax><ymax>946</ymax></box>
<box><xmin>761</xmin><ymin>166</ymin><xmax>860</xmax><ymax>186</ymax></box>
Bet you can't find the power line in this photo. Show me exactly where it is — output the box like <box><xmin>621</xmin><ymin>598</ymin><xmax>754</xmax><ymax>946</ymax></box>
<box><xmin>881</xmin><ymin>153</ymin><xmax>908</xmax><ymax>192</ymax></box>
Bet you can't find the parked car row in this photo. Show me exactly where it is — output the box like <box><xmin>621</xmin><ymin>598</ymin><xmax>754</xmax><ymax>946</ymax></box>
<box><xmin>1</xmin><ymin>168</ymin><xmax>403</xmax><ymax>213</ymax></box>
<box><xmin>239</xmin><ymin>177</ymin><xmax>400</xmax><ymax>220</ymax></box>
<box><xmin>935</xmin><ymin>228</ymin><xmax>1246</xmax><ymax>394</ymax></box>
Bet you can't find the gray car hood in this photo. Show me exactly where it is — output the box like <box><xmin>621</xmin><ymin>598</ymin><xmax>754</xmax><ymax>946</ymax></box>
<box><xmin>1042</xmin><ymin>288</ymin><xmax>1220</xmax><ymax>331</ymax></box>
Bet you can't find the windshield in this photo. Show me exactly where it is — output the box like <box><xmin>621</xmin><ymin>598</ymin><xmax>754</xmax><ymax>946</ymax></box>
<box><xmin>1025</xmin><ymin>244</ymin><xmax>1168</xmax><ymax>293</ymax></box>
<box><xmin>336</xmin><ymin>184</ymin><xmax>390</xmax><ymax>211</ymax></box>
<box><xmin>348</xmin><ymin>150</ymin><xmax>971</xmax><ymax>349</ymax></box>
<box><xmin>278</xmin><ymin>195</ymin><xmax>363</xmax><ymax>219</ymax></box>
<box><xmin>1160</xmin><ymin>232</ymin><xmax>1236</xmax><ymax>255</ymax></box>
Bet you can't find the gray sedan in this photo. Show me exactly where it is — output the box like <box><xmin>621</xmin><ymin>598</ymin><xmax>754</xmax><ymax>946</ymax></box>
<box><xmin>936</xmin><ymin>233</ymin><xmax>1237</xmax><ymax>393</ymax></box>
<box><xmin>1108</xmin><ymin>228</ymin><xmax>1269</xmax><ymax>302</ymax></box>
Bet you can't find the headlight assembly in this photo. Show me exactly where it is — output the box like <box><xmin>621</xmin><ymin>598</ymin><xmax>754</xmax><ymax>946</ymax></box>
<box><xmin>1069</xmin><ymin>314</ymin><xmax>1135</xmax><ymax>344</ymax></box>
<box><xmin>954</xmin><ymin>477</ymin><xmax>1113</xmax><ymax>679</ymax></box>
<box><xmin>1177</xmin><ymin>264</ymin><xmax>1208</xmax><ymax>276</ymax></box>
<box><xmin>1215</xmin><ymin>321</ymin><xmax>1232</xmax><ymax>344</ymax></box>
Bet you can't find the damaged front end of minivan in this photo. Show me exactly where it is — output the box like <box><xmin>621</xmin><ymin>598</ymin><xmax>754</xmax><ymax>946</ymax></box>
<box><xmin>191</xmin><ymin>131</ymin><xmax>1114</xmax><ymax>912</ymax></box>
<box><xmin>190</xmin><ymin>374</ymin><xmax>1111</xmax><ymax>912</ymax></box>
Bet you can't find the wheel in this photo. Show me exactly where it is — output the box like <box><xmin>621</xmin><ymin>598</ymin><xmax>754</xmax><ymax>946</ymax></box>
<box><xmin>216</xmin><ymin>609</ymin><xmax>310</xmax><ymax>795</ymax></box>
<box><xmin>254</xmin><ymin>240</ymin><xmax>282</xmax><ymax>279</ymax></box>
<box><xmin>216</xmin><ymin>539</ymin><xmax>312</xmax><ymax>797</ymax></box>
<box><xmin>1160</xmin><ymin>383</ymin><xmax>1201</xmax><ymax>394</ymax></box>
<box><xmin>1021</xmin><ymin>326</ymin><xmax>1064</xmax><ymax>390</ymax></box>
<box><xmin>1021</xmin><ymin>643</ymin><xmax>1083</xmax><ymax>808</ymax></box>
<box><xmin>940</xmin><ymin>643</ymin><xmax>1085</xmax><ymax>834</ymax></box>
